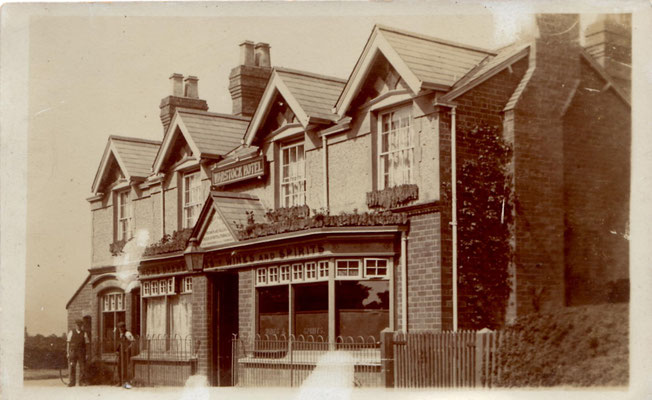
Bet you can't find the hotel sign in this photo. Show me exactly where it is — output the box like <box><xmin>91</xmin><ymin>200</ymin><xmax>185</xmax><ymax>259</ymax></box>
<box><xmin>212</xmin><ymin>155</ymin><xmax>266</xmax><ymax>187</ymax></box>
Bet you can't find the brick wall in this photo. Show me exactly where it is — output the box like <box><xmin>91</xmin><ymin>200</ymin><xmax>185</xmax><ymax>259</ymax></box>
<box><xmin>191</xmin><ymin>275</ymin><xmax>213</xmax><ymax>376</ymax></box>
<box><xmin>510</xmin><ymin>14</ymin><xmax>582</xmax><ymax>315</ymax></box>
<box><xmin>66</xmin><ymin>275</ymin><xmax>93</xmax><ymax>331</ymax></box>
<box><xmin>238</xmin><ymin>269</ymin><xmax>254</xmax><ymax>339</ymax></box>
<box><xmin>436</xmin><ymin>55</ymin><xmax>528</xmax><ymax>329</ymax></box>
<box><xmin>562</xmin><ymin>59</ymin><xmax>630</xmax><ymax>305</ymax></box>
<box><xmin>406</xmin><ymin>212</ymin><xmax>442</xmax><ymax>331</ymax></box>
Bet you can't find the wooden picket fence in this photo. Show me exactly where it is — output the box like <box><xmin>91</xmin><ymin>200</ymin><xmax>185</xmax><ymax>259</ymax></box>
<box><xmin>392</xmin><ymin>330</ymin><xmax>502</xmax><ymax>388</ymax></box>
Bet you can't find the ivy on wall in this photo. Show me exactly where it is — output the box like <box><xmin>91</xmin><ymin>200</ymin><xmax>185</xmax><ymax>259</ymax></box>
<box><xmin>142</xmin><ymin>228</ymin><xmax>193</xmax><ymax>257</ymax></box>
<box><xmin>456</xmin><ymin>124</ymin><xmax>513</xmax><ymax>330</ymax></box>
<box><xmin>366</xmin><ymin>184</ymin><xmax>419</xmax><ymax>209</ymax></box>
<box><xmin>235</xmin><ymin>207</ymin><xmax>408</xmax><ymax>240</ymax></box>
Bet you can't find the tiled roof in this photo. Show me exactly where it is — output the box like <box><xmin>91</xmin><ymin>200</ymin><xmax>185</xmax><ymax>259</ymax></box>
<box><xmin>440</xmin><ymin>42</ymin><xmax>530</xmax><ymax>103</ymax></box>
<box><xmin>275</xmin><ymin>68</ymin><xmax>346</xmax><ymax>122</ymax></box>
<box><xmin>215</xmin><ymin>145</ymin><xmax>260</xmax><ymax>168</ymax></box>
<box><xmin>211</xmin><ymin>191</ymin><xmax>268</xmax><ymax>233</ymax></box>
<box><xmin>110</xmin><ymin>136</ymin><xmax>160</xmax><ymax>178</ymax></box>
<box><xmin>378</xmin><ymin>25</ymin><xmax>493</xmax><ymax>88</ymax></box>
<box><xmin>176</xmin><ymin>109</ymin><xmax>250</xmax><ymax>157</ymax></box>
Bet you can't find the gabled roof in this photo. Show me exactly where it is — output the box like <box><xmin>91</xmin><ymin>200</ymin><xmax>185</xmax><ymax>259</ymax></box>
<box><xmin>335</xmin><ymin>24</ymin><xmax>494</xmax><ymax>116</ymax></box>
<box><xmin>440</xmin><ymin>43</ymin><xmax>530</xmax><ymax>103</ymax></box>
<box><xmin>244</xmin><ymin>68</ymin><xmax>345</xmax><ymax>146</ymax></box>
<box><xmin>190</xmin><ymin>190</ymin><xmax>268</xmax><ymax>247</ymax></box>
<box><xmin>91</xmin><ymin>135</ymin><xmax>161</xmax><ymax>194</ymax></box>
<box><xmin>214</xmin><ymin>145</ymin><xmax>261</xmax><ymax>169</ymax></box>
<box><xmin>153</xmin><ymin>109</ymin><xmax>250</xmax><ymax>174</ymax></box>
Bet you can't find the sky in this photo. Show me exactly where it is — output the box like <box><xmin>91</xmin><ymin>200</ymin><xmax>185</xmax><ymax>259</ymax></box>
<box><xmin>12</xmin><ymin>2</ymin><xmax>623</xmax><ymax>337</ymax></box>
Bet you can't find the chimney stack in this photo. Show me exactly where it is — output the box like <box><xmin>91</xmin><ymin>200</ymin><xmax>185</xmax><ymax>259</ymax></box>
<box><xmin>159</xmin><ymin>73</ymin><xmax>208</xmax><ymax>135</ymax></box>
<box><xmin>184</xmin><ymin>76</ymin><xmax>199</xmax><ymax>99</ymax></box>
<box><xmin>583</xmin><ymin>14</ymin><xmax>631</xmax><ymax>95</ymax></box>
<box><xmin>229</xmin><ymin>41</ymin><xmax>273</xmax><ymax>118</ymax></box>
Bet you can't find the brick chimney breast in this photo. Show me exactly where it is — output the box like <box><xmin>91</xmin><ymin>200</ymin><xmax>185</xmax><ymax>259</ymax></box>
<box><xmin>159</xmin><ymin>73</ymin><xmax>209</xmax><ymax>135</ymax></box>
<box><xmin>229</xmin><ymin>40</ymin><xmax>272</xmax><ymax>117</ymax></box>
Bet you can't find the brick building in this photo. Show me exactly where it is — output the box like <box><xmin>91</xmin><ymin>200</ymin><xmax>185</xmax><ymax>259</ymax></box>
<box><xmin>67</xmin><ymin>14</ymin><xmax>630</xmax><ymax>386</ymax></box>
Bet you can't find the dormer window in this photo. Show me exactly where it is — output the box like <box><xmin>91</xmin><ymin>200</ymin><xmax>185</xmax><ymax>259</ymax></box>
<box><xmin>183</xmin><ymin>171</ymin><xmax>202</xmax><ymax>228</ymax></box>
<box><xmin>379</xmin><ymin>107</ymin><xmax>414</xmax><ymax>189</ymax></box>
<box><xmin>280</xmin><ymin>142</ymin><xmax>306</xmax><ymax>207</ymax></box>
<box><xmin>117</xmin><ymin>191</ymin><xmax>132</xmax><ymax>240</ymax></box>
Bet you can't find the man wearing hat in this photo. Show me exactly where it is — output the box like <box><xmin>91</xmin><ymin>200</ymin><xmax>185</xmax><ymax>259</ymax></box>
<box><xmin>115</xmin><ymin>321</ymin><xmax>135</xmax><ymax>389</ymax></box>
<box><xmin>66</xmin><ymin>319</ymin><xmax>89</xmax><ymax>386</ymax></box>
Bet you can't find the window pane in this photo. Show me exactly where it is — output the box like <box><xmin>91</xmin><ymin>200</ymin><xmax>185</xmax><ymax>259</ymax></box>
<box><xmin>336</xmin><ymin>281</ymin><xmax>389</xmax><ymax>341</ymax></box>
<box><xmin>295</xmin><ymin>283</ymin><xmax>328</xmax><ymax>338</ymax></box>
<box><xmin>258</xmin><ymin>286</ymin><xmax>289</xmax><ymax>337</ymax></box>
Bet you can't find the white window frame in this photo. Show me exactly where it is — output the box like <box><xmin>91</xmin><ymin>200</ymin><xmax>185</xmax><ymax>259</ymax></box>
<box><xmin>117</xmin><ymin>190</ymin><xmax>132</xmax><ymax>241</ymax></box>
<box><xmin>256</xmin><ymin>268</ymin><xmax>268</xmax><ymax>286</ymax></box>
<box><xmin>292</xmin><ymin>263</ymin><xmax>304</xmax><ymax>282</ymax></box>
<box><xmin>280</xmin><ymin>141</ymin><xmax>306</xmax><ymax>207</ymax></box>
<box><xmin>102</xmin><ymin>292</ymin><xmax>125</xmax><ymax>312</ymax></box>
<box><xmin>318</xmin><ymin>261</ymin><xmax>329</xmax><ymax>281</ymax></box>
<box><xmin>181</xmin><ymin>276</ymin><xmax>193</xmax><ymax>294</ymax></box>
<box><xmin>378</xmin><ymin>106</ymin><xmax>415</xmax><ymax>190</ymax></box>
<box><xmin>152</xmin><ymin>280</ymin><xmax>159</xmax><ymax>296</ymax></box>
<box><xmin>167</xmin><ymin>277</ymin><xmax>175</xmax><ymax>295</ymax></box>
<box><xmin>268</xmin><ymin>266</ymin><xmax>279</xmax><ymax>285</ymax></box>
<box><xmin>183</xmin><ymin>170</ymin><xmax>203</xmax><ymax>228</ymax></box>
<box><xmin>364</xmin><ymin>258</ymin><xmax>389</xmax><ymax>278</ymax></box>
<box><xmin>304</xmin><ymin>262</ymin><xmax>317</xmax><ymax>281</ymax></box>
<box><xmin>336</xmin><ymin>259</ymin><xmax>362</xmax><ymax>279</ymax></box>
<box><xmin>280</xmin><ymin>265</ymin><xmax>291</xmax><ymax>283</ymax></box>
<box><xmin>143</xmin><ymin>281</ymin><xmax>151</xmax><ymax>296</ymax></box>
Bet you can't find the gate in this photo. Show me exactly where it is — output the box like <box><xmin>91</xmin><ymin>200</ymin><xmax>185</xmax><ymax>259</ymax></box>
<box><xmin>392</xmin><ymin>330</ymin><xmax>502</xmax><ymax>388</ymax></box>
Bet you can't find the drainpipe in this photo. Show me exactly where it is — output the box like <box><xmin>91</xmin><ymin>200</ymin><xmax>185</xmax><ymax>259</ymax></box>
<box><xmin>322</xmin><ymin>135</ymin><xmax>329</xmax><ymax>210</ymax></box>
<box><xmin>450</xmin><ymin>106</ymin><xmax>458</xmax><ymax>332</ymax></box>
<box><xmin>401</xmin><ymin>231</ymin><xmax>408</xmax><ymax>332</ymax></box>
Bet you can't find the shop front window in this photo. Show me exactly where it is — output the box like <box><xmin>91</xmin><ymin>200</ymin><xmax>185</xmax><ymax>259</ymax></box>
<box><xmin>336</xmin><ymin>280</ymin><xmax>389</xmax><ymax>341</ymax></box>
<box><xmin>294</xmin><ymin>283</ymin><xmax>328</xmax><ymax>338</ymax></box>
<box><xmin>258</xmin><ymin>286</ymin><xmax>288</xmax><ymax>337</ymax></box>
<box><xmin>143</xmin><ymin>276</ymin><xmax>193</xmax><ymax>343</ymax></box>
<box><xmin>254</xmin><ymin>258</ymin><xmax>391</xmax><ymax>342</ymax></box>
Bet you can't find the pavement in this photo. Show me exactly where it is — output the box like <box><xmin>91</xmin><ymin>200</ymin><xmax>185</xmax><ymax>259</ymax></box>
<box><xmin>16</xmin><ymin>379</ymin><xmax>433</xmax><ymax>400</ymax></box>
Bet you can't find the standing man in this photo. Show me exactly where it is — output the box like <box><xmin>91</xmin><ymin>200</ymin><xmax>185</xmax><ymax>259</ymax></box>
<box><xmin>116</xmin><ymin>321</ymin><xmax>135</xmax><ymax>389</ymax></box>
<box><xmin>66</xmin><ymin>319</ymin><xmax>89</xmax><ymax>387</ymax></box>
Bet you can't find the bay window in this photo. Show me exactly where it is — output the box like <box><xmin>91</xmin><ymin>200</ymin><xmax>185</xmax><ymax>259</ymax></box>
<box><xmin>255</xmin><ymin>258</ymin><xmax>391</xmax><ymax>341</ymax></box>
<box><xmin>280</xmin><ymin>142</ymin><xmax>306</xmax><ymax>207</ymax></box>
<box><xmin>379</xmin><ymin>107</ymin><xmax>414</xmax><ymax>189</ymax></box>
<box><xmin>183</xmin><ymin>171</ymin><xmax>202</xmax><ymax>228</ymax></box>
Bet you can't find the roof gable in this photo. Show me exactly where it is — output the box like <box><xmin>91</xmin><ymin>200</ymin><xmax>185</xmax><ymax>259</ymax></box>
<box><xmin>191</xmin><ymin>191</ymin><xmax>267</xmax><ymax>248</ymax></box>
<box><xmin>335</xmin><ymin>24</ymin><xmax>493</xmax><ymax>116</ymax></box>
<box><xmin>244</xmin><ymin>68</ymin><xmax>345</xmax><ymax>146</ymax></box>
<box><xmin>91</xmin><ymin>136</ymin><xmax>160</xmax><ymax>194</ymax></box>
<box><xmin>153</xmin><ymin>109</ymin><xmax>249</xmax><ymax>174</ymax></box>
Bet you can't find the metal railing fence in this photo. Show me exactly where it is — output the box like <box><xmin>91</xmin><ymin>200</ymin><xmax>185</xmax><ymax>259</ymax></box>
<box><xmin>232</xmin><ymin>334</ymin><xmax>382</xmax><ymax>387</ymax></box>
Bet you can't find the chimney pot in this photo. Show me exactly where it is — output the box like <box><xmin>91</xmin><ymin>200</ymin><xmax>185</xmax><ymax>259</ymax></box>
<box><xmin>170</xmin><ymin>73</ymin><xmax>184</xmax><ymax>97</ymax></box>
<box><xmin>254</xmin><ymin>42</ymin><xmax>271</xmax><ymax>68</ymax></box>
<box><xmin>240</xmin><ymin>40</ymin><xmax>255</xmax><ymax>66</ymax></box>
<box><xmin>184</xmin><ymin>75</ymin><xmax>199</xmax><ymax>99</ymax></box>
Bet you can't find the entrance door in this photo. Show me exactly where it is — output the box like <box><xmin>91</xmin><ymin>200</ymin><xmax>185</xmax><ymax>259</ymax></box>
<box><xmin>212</xmin><ymin>272</ymin><xmax>239</xmax><ymax>386</ymax></box>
